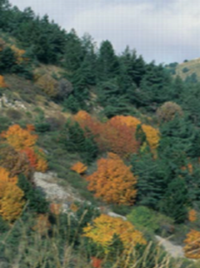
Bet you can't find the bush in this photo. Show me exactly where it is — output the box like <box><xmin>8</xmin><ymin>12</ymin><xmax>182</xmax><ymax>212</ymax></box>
<box><xmin>182</xmin><ymin>67</ymin><xmax>189</xmax><ymax>73</ymax></box>
<box><xmin>156</xmin><ymin>101</ymin><xmax>183</xmax><ymax>123</ymax></box>
<box><xmin>56</xmin><ymin>78</ymin><xmax>73</xmax><ymax>100</ymax></box>
<box><xmin>6</xmin><ymin>108</ymin><xmax>22</xmax><ymax>120</ymax></box>
<box><xmin>46</xmin><ymin>114</ymin><xmax>66</xmax><ymax>131</ymax></box>
<box><xmin>127</xmin><ymin>206</ymin><xmax>174</xmax><ymax>234</ymax></box>
<box><xmin>0</xmin><ymin>116</ymin><xmax>11</xmax><ymax>132</ymax></box>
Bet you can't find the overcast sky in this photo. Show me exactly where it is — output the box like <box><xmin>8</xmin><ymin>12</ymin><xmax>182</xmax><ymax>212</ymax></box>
<box><xmin>9</xmin><ymin>0</ymin><xmax>200</xmax><ymax>64</ymax></box>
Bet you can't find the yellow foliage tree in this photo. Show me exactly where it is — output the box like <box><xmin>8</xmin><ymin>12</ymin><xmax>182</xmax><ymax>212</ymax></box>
<box><xmin>10</xmin><ymin>45</ymin><xmax>27</xmax><ymax>64</ymax></box>
<box><xmin>0</xmin><ymin>183</ymin><xmax>25</xmax><ymax>222</ymax></box>
<box><xmin>1</xmin><ymin>124</ymin><xmax>38</xmax><ymax>150</ymax></box>
<box><xmin>0</xmin><ymin>167</ymin><xmax>24</xmax><ymax>222</ymax></box>
<box><xmin>184</xmin><ymin>229</ymin><xmax>200</xmax><ymax>259</ymax></box>
<box><xmin>86</xmin><ymin>153</ymin><xmax>137</xmax><ymax>205</ymax></box>
<box><xmin>83</xmin><ymin>214</ymin><xmax>146</xmax><ymax>254</ymax></box>
<box><xmin>141</xmin><ymin>124</ymin><xmax>160</xmax><ymax>154</ymax></box>
<box><xmin>71</xmin><ymin>162</ymin><xmax>87</xmax><ymax>175</ymax></box>
<box><xmin>35</xmin><ymin>74</ymin><xmax>58</xmax><ymax>97</ymax></box>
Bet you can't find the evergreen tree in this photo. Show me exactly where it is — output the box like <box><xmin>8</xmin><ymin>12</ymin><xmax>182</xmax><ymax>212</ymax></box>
<box><xmin>64</xmin><ymin>29</ymin><xmax>83</xmax><ymax>72</ymax></box>
<box><xmin>159</xmin><ymin>178</ymin><xmax>189</xmax><ymax>223</ymax></box>
<box><xmin>0</xmin><ymin>47</ymin><xmax>16</xmax><ymax>73</ymax></box>
<box><xmin>97</xmin><ymin>40</ymin><xmax>119</xmax><ymax>81</ymax></box>
<box><xmin>131</xmin><ymin>154</ymin><xmax>170</xmax><ymax>209</ymax></box>
<box><xmin>137</xmin><ymin>63</ymin><xmax>172</xmax><ymax>109</ymax></box>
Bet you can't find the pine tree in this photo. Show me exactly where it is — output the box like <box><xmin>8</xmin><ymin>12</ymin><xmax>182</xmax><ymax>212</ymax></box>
<box><xmin>97</xmin><ymin>40</ymin><xmax>119</xmax><ymax>81</ymax></box>
<box><xmin>159</xmin><ymin>178</ymin><xmax>189</xmax><ymax>223</ymax></box>
<box><xmin>64</xmin><ymin>29</ymin><xmax>84</xmax><ymax>72</ymax></box>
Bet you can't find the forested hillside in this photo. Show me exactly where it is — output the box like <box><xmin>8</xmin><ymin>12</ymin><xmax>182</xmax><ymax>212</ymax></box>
<box><xmin>1</xmin><ymin>0</ymin><xmax>200</xmax><ymax>267</ymax></box>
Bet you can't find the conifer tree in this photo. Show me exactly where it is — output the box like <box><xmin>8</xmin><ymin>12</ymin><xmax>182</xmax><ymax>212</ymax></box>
<box><xmin>159</xmin><ymin>178</ymin><xmax>189</xmax><ymax>223</ymax></box>
<box><xmin>97</xmin><ymin>40</ymin><xmax>119</xmax><ymax>81</ymax></box>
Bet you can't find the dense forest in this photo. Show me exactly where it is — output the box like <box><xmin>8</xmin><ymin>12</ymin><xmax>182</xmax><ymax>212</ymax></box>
<box><xmin>1</xmin><ymin>0</ymin><xmax>200</xmax><ymax>267</ymax></box>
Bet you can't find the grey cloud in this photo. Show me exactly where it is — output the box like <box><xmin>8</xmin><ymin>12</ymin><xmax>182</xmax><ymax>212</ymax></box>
<box><xmin>9</xmin><ymin>0</ymin><xmax>200</xmax><ymax>64</ymax></box>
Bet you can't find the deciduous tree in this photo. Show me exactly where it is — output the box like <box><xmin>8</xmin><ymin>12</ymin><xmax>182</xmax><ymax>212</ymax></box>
<box><xmin>83</xmin><ymin>214</ymin><xmax>146</xmax><ymax>254</ymax></box>
<box><xmin>86</xmin><ymin>153</ymin><xmax>137</xmax><ymax>205</ymax></box>
<box><xmin>184</xmin><ymin>229</ymin><xmax>200</xmax><ymax>259</ymax></box>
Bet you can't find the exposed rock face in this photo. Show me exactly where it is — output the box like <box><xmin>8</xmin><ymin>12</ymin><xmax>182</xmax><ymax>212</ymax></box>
<box><xmin>0</xmin><ymin>94</ymin><xmax>26</xmax><ymax>110</ymax></box>
<box><xmin>33</xmin><ymin>171</ymin><xmax>82</xmax><ymax>212</ymax></box>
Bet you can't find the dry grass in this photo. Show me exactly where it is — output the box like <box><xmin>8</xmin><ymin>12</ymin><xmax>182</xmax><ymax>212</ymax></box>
<box><xmin>175</xmin><ymin>58</ymin><xmax>200</xmax><ymax>81</ymax></box>
<box><xmin>33</xmin><ymin>64</ymin><xmax>66</xmax><ymax>80</ymax></box>
<box><xmin>0</xmin><ymin>213</ymin><xmax>199</xmax><ymax>268</ymax></box>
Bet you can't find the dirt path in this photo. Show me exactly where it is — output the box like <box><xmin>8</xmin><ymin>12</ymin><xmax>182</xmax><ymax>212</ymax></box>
<box><xmin>155</xmin><ymin>235</ymin><xmax>184</xmax><ymax>258</ymax></box>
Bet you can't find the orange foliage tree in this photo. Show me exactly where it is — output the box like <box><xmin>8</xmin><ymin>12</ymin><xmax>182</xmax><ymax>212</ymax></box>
<box><xmin>110</xmin><ymin>115</ymin><xmax>141</xmax><ymax>128</ymax></box>
<box><xmin>73</xmin><ymin>111</ymin><xmax>160</xmax><ymax>158</ymax></box>
<box><xmin>0</xmin><ymin>167</ymin><xmax>25</xmax><ymax>222</ymax></box>
<box><xmin>83</xmin><ymin>214</ymin><xmax>146</xmax><ymax>254</ymax></box>
<box><xmin>71</xmin><ymin>162</ymin><xmax>87</xmax><ymax>175</ymax></box>
<box><xmin>188</xmin><ymin>210</ymin><xmax>197</xmax><ymax>222</ymax></box>
<box><xmin>86</xmin><ymin>153</ymin><xmax>137</xmax><ymax>205</ymax></box>
<box><xmin>103</xmin><ymin>116</ymin><xmax>140</xmax><ymax>158</ymax></box>
<box><xmin>73</xmin><ymin>112</ymin><xmax>141</xmax><ymax>158</ymax></box>
<box><xmin>184</xmin><ymin>229</ymin><xmax>200</xmax><ymax>259</ymax></box>
<box><xmin>0</xmin><ymin>75</ymin><xmax>8</xmax><ymax>88</ymax></box>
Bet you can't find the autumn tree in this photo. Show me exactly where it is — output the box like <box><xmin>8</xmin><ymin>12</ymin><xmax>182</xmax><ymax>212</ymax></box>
<box><xmin>0</xmin><ymin>183</ymin><xmax>25</xmax><ymax>222</ymax></box>
<box><xmin>184</xmin><ymin>229</ymin><xmax>200</xmax><ymax>259</ymax></box>
<box><xmin>86</xmin><ymin>153</ymin><xmax>137</xmax><ymax>205</ymax></box>
<box><xmin>0</xmin><ymin>75</ymin><xmax>7</xmax><ymax>87</ymax></box>
<box><xmin>73</xmin><ymin>112</ymin><xmax>141</xmax><ymax>158</ymax></box>
<box><xmin>0</xmin><ymin>145</ymin><xmax>33</xmax><ymax>178</ymax></box>
<box><xmin>0</xmin><ymin>167</ymin><xmax>25</xmax><ymax>222</ymax></box>
<box><xmin>71</xmin><ymin>162</ymin><xmax>87</xmax><ymax>175</ymax></box>
<box><xmin>188</xmin><ymin>210</ymin><xmax>197</xmax><ymax>222</ymax></box>
<box><xmin>1</xmin><ymin>125</ymin><xmax>48</xmax><ymax>173</ymax></box>
<box><xmin>103</xmin><ymin>116</ymin><xmax>140</xmax><ymax>158</ymax></box>
<box><xmin>83</xmin><ymin>214</ymin><xmax>146</xmax><ymax>254</ymax></box>
<box><xmin>1</xmin><ymin>124</ymin><xmax>38</xmax><ymax>150</ymax></box>
<box><xmin>141</xmin><ymin>124</ymin><xmax>160</xmax><ymax>156</ymax></box>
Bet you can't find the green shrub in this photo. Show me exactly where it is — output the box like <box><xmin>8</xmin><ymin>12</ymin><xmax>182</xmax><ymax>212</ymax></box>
<box><xmin>182</xmin><ymin>67</ymin><xmax>189</xmax><ymax>73</ymax></box>
<box><xmin>0</xmin><ymin>115</ymin><xmax>11</xmax><ymax>132</ymax></box>
<box><xmin>127</xmin><ymin>206</ymin><xmax>174</xmax><ymax>234</ymax></box>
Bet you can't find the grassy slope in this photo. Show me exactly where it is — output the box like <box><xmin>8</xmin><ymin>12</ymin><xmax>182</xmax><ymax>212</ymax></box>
<box><xmin>175</xmin><ymin>58</ymin><xmax>200</xmax><ymax>80</ymax></box>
